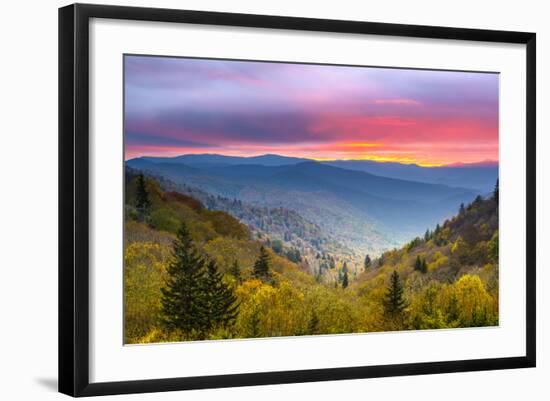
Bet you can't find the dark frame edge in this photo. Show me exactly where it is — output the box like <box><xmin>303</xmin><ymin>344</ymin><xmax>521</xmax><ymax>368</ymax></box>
<box><xmin>525</xmin><ymin>33</ymin><xmax>536</xmax><ymax>368</ymax></box>
<box><xmin>72</xmin><ymin>2</ymin><xmax>534</xmax><ymax>42</ymax></box>
<box><xmin>77</xmin><ymin>356</ymin><xmax>531</xmax><ymax>397</ymax></box>
<box><xmin>58</xmin><ymin>3</ymin><xmax>76</xmax><ymax>397</ymax></box>
<box><xmin>59</xmin><ymin>3</ymin><xmax>91</xmax><ymax>397</ymax></box>
<box><xmin>59</xmin><ymin>3</ymin><xmax>537</xmax><ymax>397</ymax></box>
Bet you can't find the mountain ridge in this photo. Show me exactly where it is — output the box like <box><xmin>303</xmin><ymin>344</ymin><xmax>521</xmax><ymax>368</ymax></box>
<box><xmin>126</xmin><ymin>155</ymin><xmax>484</xmax><ymax>254</ymax></box>
<box><xmin>128</xmin><ymin>153</ymin><xmax>498</xmax><ymax>192</ymax></box>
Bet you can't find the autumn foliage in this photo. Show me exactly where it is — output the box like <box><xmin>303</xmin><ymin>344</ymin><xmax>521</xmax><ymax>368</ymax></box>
<box><xmin>124</xmin><ymin>172</ymin><xmax>499</xmax><ymax>343</ymax></box>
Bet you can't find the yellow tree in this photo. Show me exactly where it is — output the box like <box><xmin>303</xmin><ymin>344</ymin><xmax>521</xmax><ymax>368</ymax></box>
<box><xmin>453</xmin><ymin>274</ymin><xmax>496</xmax><ymax>327</ymax></box>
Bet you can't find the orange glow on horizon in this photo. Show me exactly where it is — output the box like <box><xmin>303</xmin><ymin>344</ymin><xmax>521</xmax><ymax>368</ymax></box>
<box><xmin>311</xmin><ymin>155</ymin><xmax>448</xmax><ymax>167</ymax></box>
<box><xmin>124</xmin><ymin>139</ymin><xmax>498</xmax><ymax>167</ymax></box>
<box><xmin>126</xmin><ymin>146</ymin><xmax>496</xmax><ymax>168</ymax></box>
<box><xmin>310</xmin><ymin>155</ymin><xmax>445</xmax><ymax>167</ymax></box>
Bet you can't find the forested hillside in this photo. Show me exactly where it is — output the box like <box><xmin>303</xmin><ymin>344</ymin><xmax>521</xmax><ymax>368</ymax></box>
<box><xmin>353</xmin><ymin>185</ymin><xmax>499</xmax><ymax>330</ymax></box>
<box><xmin>124</xmin><ymin>171</ymin><xmax>499</xmax><ymax>344</ymax></box>
<box><xmin>128</xmin><ymin>167</ymin><xmax>358</xmax><ymax>277</ymax></box>
<box><xmin>127</xmin><ymin>156</ymin><xmax>478</xmax><ymax>254</ymax></box>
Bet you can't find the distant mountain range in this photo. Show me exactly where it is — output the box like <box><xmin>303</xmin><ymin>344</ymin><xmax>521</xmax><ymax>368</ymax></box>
<box><xmin>136</xmin><ymin>154</ymin><xmax>498</xmax><ymax>192</ymax></box>
<box><xmin>323</xmin><ymin>160</ymin><xmax>498</xmax><ymax>193</ymax></box>
<box><xmin>126</xmin><ymin>154</ymin><xmax>492</xmax><ymax>253</ymax></box>
<box><xmin>140</xmin><ymin>153</ymin><xmax>309</xmax><ymax>168</ymax></box>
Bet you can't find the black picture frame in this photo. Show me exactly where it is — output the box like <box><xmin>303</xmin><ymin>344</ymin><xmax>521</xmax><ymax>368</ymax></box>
<box><xmin>59</xmin><ymin>3</ymin><xmax>536</xmax><ymax>397</ymax></box>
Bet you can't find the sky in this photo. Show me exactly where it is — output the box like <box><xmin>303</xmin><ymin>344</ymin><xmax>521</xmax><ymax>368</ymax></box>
<box><xmin>124</xmin><ymin>55</ymin><xmax>499</xmax><ymax>166</ymax></box>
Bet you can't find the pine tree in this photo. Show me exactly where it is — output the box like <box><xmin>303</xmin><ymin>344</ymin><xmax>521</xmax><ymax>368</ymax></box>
<box><xmin>230</xmin><ymin>259</ymin><xmax>241</xmax><ymax>283</ymax></box>
<box><xmin>253</xmin><ymin>246</ymin><xmax>271</xmax><ymax>282</ymax></box>
<box><xmin>459</xmin><ymin>202</ymin><xmax>465</xmax><ymax>214</ymax></box>
<box><xmin>414</xmin><ymin>255</ymin><xmax>428</xmax><ymax>273</ymax></box>
<box><xmin>342</xmin><ymin>270</ymin><xmax>349</xmax><ymax>289</ymax></box>
<box><xmin>160</xmin><ymin>223</ymin><xmax>208</xmax><ymax>339</ymax></box>
<box><xmin>424</xmin><ymin>229</ymin><xmax>431</xmax><ymax>242</ymax></box>
<box><xmin>364</xmin><ymin>254</ymin><xmax>371</xmax><ymax>270</ymax></box>
<box><xmin>383</xmin><ymin>271</ymin><xmax>406</xmax><ymax>316</ymax></box>
<box><xmin>414</xmin><ymin>255</ymin><xmax>423</xmax><ymax>272</ymax></box>
<box><xmin>204</xmin><ymin>260</ymin><xmax>239</xmax><ymax>329</ymax></box>
<box><xmin>493</xmin><ymin>179</ymin><xmax>499</xmax><ymax>205</ymax></box>
<box><xmin>135</xmin><ymin>173</ymin><xmax>151</xmax><ymax>216</ymax></box>
<box><xmin>434</xmin><ymin>223</ymin><xmax>443</xmax><ymax>246</ymax></box>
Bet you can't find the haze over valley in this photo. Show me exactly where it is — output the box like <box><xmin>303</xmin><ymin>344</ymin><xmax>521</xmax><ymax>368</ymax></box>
<box><xmin>127</xmin><ymin>153</ymin><xmax>497</xmax><ymax>272</ymax></box>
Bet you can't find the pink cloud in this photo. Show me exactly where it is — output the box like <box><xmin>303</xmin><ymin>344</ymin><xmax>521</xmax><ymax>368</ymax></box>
<box><xmin>373</xmin><ymin>98</ymin><xmax>421</xmax><ymax>106</ymax></box>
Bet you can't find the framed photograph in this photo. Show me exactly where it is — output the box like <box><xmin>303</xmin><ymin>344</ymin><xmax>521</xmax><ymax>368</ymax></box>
<box><xmin>59</xmin><ymin>3</ymin><xmax>536</xmax><ymax>397</ymax></box>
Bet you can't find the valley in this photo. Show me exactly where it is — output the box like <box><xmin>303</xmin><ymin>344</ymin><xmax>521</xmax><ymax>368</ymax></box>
<box><xmin>127</xmin><ymin>153</ymin><xmax>492</xmax><ymax>258</ymax></box>
<box><xmin>124</xmin><ymin>165</ymin><xmax>499</xmax><ymax>343</ymax></box>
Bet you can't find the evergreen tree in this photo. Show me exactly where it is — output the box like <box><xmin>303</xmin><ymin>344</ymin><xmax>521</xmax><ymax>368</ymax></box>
<box><xmin>253</xmin><ymin>246</ymin><xmax>271</xmax><ymax>282</ymax></box>
<box><xmin>383</xmin><ymin>270</ymin><xmax>407</xmax><ymax>316</ymax></box>
<box><xmin>230</xmin><ymin>259</ymin><xmax>241</xmax><ymax>283</ymax></box>
<box><xmin>424</xmin><ymin>229</ymin><xmax>431</xmax><ymax>242</ymax></box>
<box><xmin>459</xmin><ymin>202</ymin><xmax>465</xmax><ymax>214</ymax></box>
<box><xmin>493</xmin><ymin>179</ymin><xmax>499</xmax><ymax>205</ymax></box>
<box><xmin>414</xmin><ymin>255</ymin><xmax>428</xmax><ymax>273</ymax></box>
<box><xmin>364</xmin><ymin>254</ymin><xmax>371</xmax><ymax>270</ymax></box>
<box><xmin>160</xmin><ymin>223</ymin><xmax>208</xmax><ymax>339</ymax></box>
<box><xmin>342</xmin><ymin>270</ymin><xmax>349</xmax><ymax>289</ymax></box>
<box><xmin>204</xmin><ymin>260</ymin><xmax>239</xmax><ymax>329</ymax></box>
<box><xmin>414</xmin><ymin>255</ymin><xmax>422</xmax><ymax>272</ymax></box>
<box><xmin>433</xmin><ymin>223</ymin><xmax>443</xmax><ymax>246</ymax></box>
<box><xmin>135</xmin><ymin>173</ymin><xmax>151</xmax><ymax>216</ymax></box>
